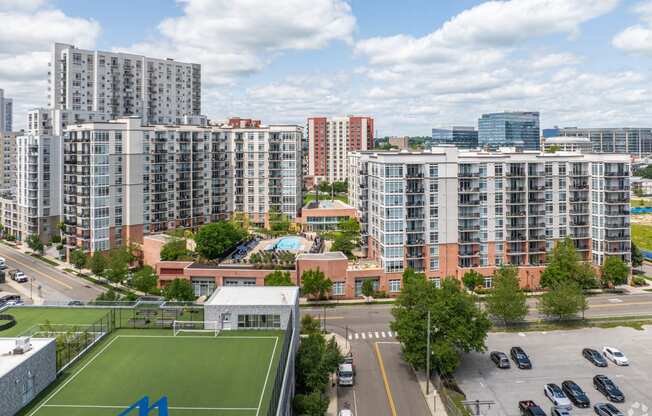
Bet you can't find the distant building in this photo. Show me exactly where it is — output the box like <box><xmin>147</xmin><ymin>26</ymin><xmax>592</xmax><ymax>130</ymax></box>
<box><xmin>387</xmin><ymin>136</ymin><xmax>409</xmax><ymax>150</ymax></box>
<box><xmin>556</xmin><ymin>127</ymin><xmax>652</xmax><ymax>157</ymax></box>
<box><xmin>431</xmin><ymin>126</ymin><xmax>478</xmax><ymax>149</ymax></box>
<box><xmin>542</xmin><ymin>136</ymin><xmax>593</xmax><ymax>153</ymax></box>
<box><xmin>0</xmin><ymin>132</ymin><xmax>18</xmax><ymax>193</ymax></box>
<box><xmin>631</xmin><ymin>176</ymin><xmax>652</xmax><ymax>196</ymax></box>
<box><xmin>307</xmin><ymin>116</ymin><xmax>374</xmax><ymax>184</ymax></box>
<box><xmin>296</xmin><ymin>199</ymin><xmax>357</xmax><ymax>232</ymax></box>
<box><xmin>0</xmin><ymin>89</ymin><xmax>12</xmax><ymax>133</ymax></box>
<box><xmin>478</xmin><ymin>112</ymin><xmax>540</xmax><ymax>150</ymax></box>
<box><xmin>542</xmin><ymin>127</ymin><xmax>561</xmax><ymax>138</ymax></box>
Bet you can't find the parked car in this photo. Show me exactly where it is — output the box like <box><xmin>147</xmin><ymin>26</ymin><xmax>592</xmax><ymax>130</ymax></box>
<box><xmin>544</xmin><ymin>383</ymin><xmax>572</xmax><ymax>410</ymax></box>
<box><xmin>519</xmin><ymin>400</ymin><xmax>547</xmax><ymax>416</ymax></box>
<box><xmin>67</xmin><ymin>300</ymin><xmax>84</xmax><ymax>306</ymax></box>
<box><xmin>490</xmin><ymin>351</ymin><xmax>511</xmax><ymax>369</ymax></box>
<box><xmin>9</xmin><ymin>269</ymin><xmax>28</xmax><ymax>283</ymax></box>
<box><xmin>344</xmin><ymin>352</ymin><xmax>356</xmax><ymax>375</ymax></box>
<box><xmin>337</xmin><ymin>363</ymin><xmax>354</xmax><ymax>386</ymax></box>
<box><xmin>338</xmin><ymin>410</ymin><xmax>353</xmax><ymax>416</ymax></box>
<box><xmin>510</xmin><ymin>347</ymin><xmax>532</xmax><ymax>369</ymax></box>
<box><xmin>583</xmin><ymin>348</ymin><xmax>608</xmax><ymax>367</ymax></box>
<box><xmin>561</xmin><ymin>380</ymin><xmax>590</xmax><ymax>408</ymax></box>
<box><xmin>594</xmin><ymin>403</ymin><xmax>625</xmax><ymax>416</ymax></box>
<box><xmin>550</xmin><ymin>406</ymin><xmax>571</xmax><ymax>416</ymax></box>
<box><xmin>602</xmin><ymin>347</ymin><xmax>629</xmax><ymax>366</ymax></box>
<box><xmin>0</xmin><ymin>257</ymin><xmax>7</xmax><ymax>269</ymax></box>
<box><xmin>593</xmin><ymin>375</ymin><xmax>625</xmax><ymax>403</ymax></box>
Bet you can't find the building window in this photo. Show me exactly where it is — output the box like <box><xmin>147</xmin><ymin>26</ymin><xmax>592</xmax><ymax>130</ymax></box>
<box><xmin>430</xmin><ymin>278</ymin><xmax>441</xmax><ymax>288</ymax></box>
<box><xmin>389</xmin><ymin>280</ymin><xmax>401</xmax><ymax>293</ymax></box>
<box><xmin>237</xmin><ymin>314</ymin><xmax>281</xmax><ymax>329</ymax></box>
<box><xmin>332</xmin><ymin>281</ymin><xmax>345</xmax><ymax>296</ymax></box>
<box><xmin>484</xmin><ymin>277</ymin><xmax>493</xmax><ymax>289</ymax></box>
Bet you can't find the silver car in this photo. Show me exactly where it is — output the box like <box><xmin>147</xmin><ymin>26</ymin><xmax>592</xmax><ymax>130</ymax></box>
<box><xmin>544</xmin><ymin>383</ymin><xmax>572</xmax><ymax>410</ymax></box>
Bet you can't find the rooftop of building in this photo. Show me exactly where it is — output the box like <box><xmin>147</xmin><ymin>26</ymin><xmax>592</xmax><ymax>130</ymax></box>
<box><xmin>544</xmin><ymin>136</ymin><xmax>592</xmax><ymax>144</ymax></box>
<box><xmin>0</xmin><ymin>337</ymin><xmax>55</xmax><ymax>378</ymax></box>
<box><xmin>205</xmin><ymin>286</ymin><xmax>299</xmax><ymax>307</ymax></box>
<box><xmin>303</xmin><ymin>199</ymin><xmax>354</xmax><ymax>210</ymax></box>
<box><xmin>296</xmin><ymin>252</ymin><xmax>347</xmax><ymax>261</ymax></box>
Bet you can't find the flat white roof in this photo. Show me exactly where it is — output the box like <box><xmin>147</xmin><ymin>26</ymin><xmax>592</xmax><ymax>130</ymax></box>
<box><xmin>0</xmin><ymin>338</ymin><xmax>55</xmax><ymax>378</ymax></box>
<box><xmin>205</xmin><ymin>286</ymin><xmax>299</xmax><ymax>307</ymax></box>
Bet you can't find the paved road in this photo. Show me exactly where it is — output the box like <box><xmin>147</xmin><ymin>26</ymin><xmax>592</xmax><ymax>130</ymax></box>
<box><xmin>0</xmin><ymin>245</ymin><xmax>104</xmax><ymax>302</ymax></box>
<box><xmin>305</xmin><ymin>291</ymin><xmax>652</xmax><ymax>416</ymax></box>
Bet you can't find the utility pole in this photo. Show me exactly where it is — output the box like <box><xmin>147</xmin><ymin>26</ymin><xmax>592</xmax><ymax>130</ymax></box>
<box><xmin>461</xmin><ymin>399</ymin><xmax>495</xmax><ymax>416</ymax></box>
<box><xmin>426</xmin><ymin>310</ymin><xmax>431</xmax><ymax>394</ymax></box>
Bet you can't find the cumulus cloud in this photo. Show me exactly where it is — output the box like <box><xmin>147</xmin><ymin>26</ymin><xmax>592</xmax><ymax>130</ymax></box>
<box><xmin>612</xmin><ymin>1</ymin><xmax>652</xmax><ymax>54</ymax></box>
<box><xmin>117</xmin><ymin>0</ymin><xmax>356</xmax><ymax>85</ymax></box>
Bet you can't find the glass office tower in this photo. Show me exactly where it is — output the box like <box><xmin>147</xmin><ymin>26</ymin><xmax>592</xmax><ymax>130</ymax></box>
<box><xmin>478</xmin><ymin>112</ymin><xmax>540</xmax><ymax>150</ymax></box>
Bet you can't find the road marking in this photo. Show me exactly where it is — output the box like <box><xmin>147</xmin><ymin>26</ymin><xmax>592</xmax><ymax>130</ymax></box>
<box><xmin>348</xmin><ymin>334</ymin><xmax>352</xmax><ymax>340</ymax></box>
<box><xmin>591</xmin><ymin>301</ymin><xmax>652</xmax><ymax>308</ymax></box>
<box><xmin>353</xmin><ymin>389</ymin><xmax>359</xmax><ymax>416</ymax></box>
<box><xmin>368</xmin><ymin>332</ymin><xmax>373</xmax><ymax>338</ymax></box>
<box><xmin>381</xmin><ymin>331</ymin><xmax>386</xmax><ymax>338</ymax></box>
<box><xmin>608</xmin><ymin>298</ymin><xmax>624</xmax><ymax>303</ymax></box>
<box><xmin>354</xmin><ymin>333</ymin><xmax>359</xmax><ymax>340</ymax></box>
<box><xmin>6</xmin><ymin>255</ymin><xmax>73</xmax><ymax>290</ymax></box>
<box><xmin>387</xmin><ymin>331</ymin><xmax>393</xmax><ymax>337</ymax></box>
<box><xmin>518</xmin><ymin>332</ymin><xmax>526</xmax><ymax>337</ymax></box>
<box><xmin>375</xmin><ymin>331</ymin><xmax>379</xmax><ymax>338</ymax></box>
<box><xmin>374</xmin><ymin>342</ymin><xmax>398</xmax><ymax>416</ymax></box>
<box><xmin>361</xmin><ymin>333</ymin><xmax>366</xmax><ymax>339</ymax></box>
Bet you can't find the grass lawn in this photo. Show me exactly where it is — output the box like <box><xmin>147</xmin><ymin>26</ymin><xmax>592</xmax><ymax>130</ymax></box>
<box><xmin>0</xmin><ymin>307</ymin><xmax>110</xmax><ymax>337</ymax></box>
<box><xmin>632</xmin><ymin>223</ymin><xmax>652</xmax><ymax>251</ymax></box>
<box><xmin>631</xmin><ymin>198</ymin><xmax>652</xmax><ymax>208</ymax></box>
<box><xmin>303</xmin><ymin>193</ymin><xmax>348</xmax><ymax>205</ymax></box>
<box><xmin>20</xmin><ymin>329</ymin><xmax>283</xmax><ymax>416</ymax></box>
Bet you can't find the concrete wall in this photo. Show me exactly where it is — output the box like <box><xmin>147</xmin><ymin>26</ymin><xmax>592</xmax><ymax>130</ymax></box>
<box><xmin>0</xmin><ymin>339</ymin><xmax>56</xmax><ymax>416</ymax></box>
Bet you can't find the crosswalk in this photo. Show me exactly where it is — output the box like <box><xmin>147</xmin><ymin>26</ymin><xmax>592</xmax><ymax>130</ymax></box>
<box><xmin>348</xmin><ymin>330</ymin><xmax>396</xmax><ymax>341</ymax></box>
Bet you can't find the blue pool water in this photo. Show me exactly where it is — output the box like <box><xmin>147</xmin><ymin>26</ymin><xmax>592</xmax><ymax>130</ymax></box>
<box><xmin>275</xmin><ymin>237</ymin><xmax>302</xmax><ymax>251</ymax></box>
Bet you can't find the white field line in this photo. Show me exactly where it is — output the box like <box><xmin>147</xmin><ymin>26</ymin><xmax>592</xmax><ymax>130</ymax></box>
<box><xmin>43</xmin><ymin>404</ymin><xmax>257</xmax><ymax>411</ymax></box>
<box><xmin>256</xmin><ymin>336</ymin><xmax>279</xmax><ymax>416</ymax></box>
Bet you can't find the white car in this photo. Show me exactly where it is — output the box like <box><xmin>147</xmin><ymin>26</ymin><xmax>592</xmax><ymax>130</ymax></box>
<box><xmin>0</xmin><ymin>257</ymin><xmax>6</xmax><ymax>269</ymax></box>
<box><xmin>544</xmin><ymin>383</ymin><xmax>572</xmax><ymax>410</ymax></box>
<box><xmin>338</xmin><ymin>410</ymin><xmax>353</xmax><ymax>416</ymax></box>
<box><xmin>603</xmin><ymin>347</ymin><xmax>629</xmax><ymax>366</ymax></box>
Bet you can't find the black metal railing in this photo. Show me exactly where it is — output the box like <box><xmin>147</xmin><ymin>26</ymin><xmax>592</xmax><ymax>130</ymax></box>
<box><xmin>268</xmin><ymin>312</ymin><xmax>294</xmax><ymax>416</ymax></box>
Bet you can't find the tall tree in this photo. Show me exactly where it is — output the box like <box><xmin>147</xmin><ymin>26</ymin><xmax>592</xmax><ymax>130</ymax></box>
<box><xmin>631</xmin><ymin>242</ymin><xmax>644</xmax><ymax>268</ymax></box>
<box><xmin>301</xmin><ymin>269</ymin><xmax>333</xmax><ymax>300</ymax></box>
<box><xmin>131</xmin><ymin>266</ymin><xmax>159</xmax><ymax>294</ymax></box>
<box><xmin>69</xmin><ymin>249</ymin><xmax>87</xmax><ymax>270</ymax></box>
<box><xmin>160</xmin><ymin>238</ymin><xmax>189</xmax><ymax>261</ymax></box>
<box><xmin>540</xmin><ymin>237</ymin><xmax>597</xmax><ymax>289</ymax></box>
<box><xmin>462</xmin><ymin>270</ymin><xmax>484</xmax><ymax>291</ymax></box>
<box><xmin>163</xmin><ymin>278</ymin><xmax>195</xmax><ymax>301</ymax></box>
<box><xmin>486</xmin><ymin>266</ymin><xmax>528</xmax><ymax>326</ymax></box>
<box><xmin>265</xmin><ymin>270</ymin><xmax>294</xmax><ymax>286</ymax></box>
<box><xmin>194</xmin><ymin>221</ymin><xmax>247</xmax><ymax>260</ymax></box>
<box><xmin>86</xmin><ymin>252</ymin><xmax>107</xmax><ymax>276</ymax></box>
<box><xmin>538</xmin><ymin>281</ymin><xmax>587</xmax><ymax>321</ymax></box>
<box><xmin>391</xmin><ymin>271</ymin><xmax>491</xmax><ymax>375</ymax></box>
<box><xmin>26</xmin><ymin>234</ymin><xmax>44</xmax><ymax>254</ymax></box>
<box><xmin>361</xmin><ymin>279</ymin><xmax>375</xmax><ymax>299</ymax></box>
<box><xmin>600</xmin><ymin>256</ymin><xmax>629</xmax><ymax>287</ymax></box>
<box><xmin>104</xmin><ymin>246</ymin><xmax>133</xmax><ymax>283</ymax></box>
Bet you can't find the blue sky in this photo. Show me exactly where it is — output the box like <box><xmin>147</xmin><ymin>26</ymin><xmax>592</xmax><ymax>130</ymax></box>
<box><xmin>2</xmin><ymin>0</ymin><xmax>652</xmax><ymax>135</ymax></box>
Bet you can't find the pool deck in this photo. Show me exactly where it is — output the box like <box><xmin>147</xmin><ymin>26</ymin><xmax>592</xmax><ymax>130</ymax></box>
<box><xmin>247</xmin><ymin>236</ymin><xmax>313</xmax><ymax>257</ymax></box>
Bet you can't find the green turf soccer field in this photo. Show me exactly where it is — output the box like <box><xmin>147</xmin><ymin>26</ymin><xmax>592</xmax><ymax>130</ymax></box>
<box><xmin>0</xmin><ymin>307</ymin><xmax>110</xmax><ymax>337</ymax></box>
<box><xmin>21</xmin><ymin>329</ymin><xmax>283</xmax><ymax>416</ymax></box>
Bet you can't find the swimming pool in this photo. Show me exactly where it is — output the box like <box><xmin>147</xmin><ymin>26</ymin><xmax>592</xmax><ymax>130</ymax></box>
<box><xmin>275</xmin><ymin>236</ymin><xmax>302</xmax><ymax>251</ymax></box>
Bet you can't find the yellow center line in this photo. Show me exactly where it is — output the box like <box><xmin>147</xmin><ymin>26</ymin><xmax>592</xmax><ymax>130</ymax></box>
<box><xmin>374</xmin><ymin>342</ymin><xmax>398</xmax><ymax>416</ymax></box>
<box><xmin>589</xmin><ymin>301</ymin><xmax>652</xmax><ymax>308</ymax></box>
<box><xmin>6</xmin><ymin>255</ymin><xmax>73</xmax><ymax>290</ymax></box>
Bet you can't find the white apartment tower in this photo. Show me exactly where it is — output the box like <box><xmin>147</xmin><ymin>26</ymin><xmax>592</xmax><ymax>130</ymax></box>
<box><xmin>0</xmin><ymin>89</ymin><xmax>13</xmax><ymax>133</ymax></box>
<box><xmin>49</xmin><ymin>43</ymin><xmax>201</xmax><ymax>125</ymax></box>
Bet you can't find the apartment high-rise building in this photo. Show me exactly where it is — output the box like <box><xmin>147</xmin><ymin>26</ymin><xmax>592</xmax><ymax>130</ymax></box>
<box><xmin>62</xmin><ymin>117</ymin><xmax>302</xmax><ymax>252</ymax></box>
<box><xmin>556</xmin><ymin>127</ymin><xmax>652</xmax><ymax>157</ymax></box>
<box><xmin>0</xmin><ymin>132</ymin><xmax>18</xmax><ymax>193</ymax></box>
<box><xmin>49</xmin><ymin>43</ymin><xmax>201</xmax><ymax>125</ymax></box>
<box><xmin>431</xmin><ymin>126</ymin><xmax>478</xmax><ymax>149</ymax></box>
<box><xmin>307</xmin><ymin>116</ymin><xmax>374</xmax><ymax>184</ymax></box>
<box><xmin>0</xmin><ymin>89</ymin><xmax>12</xmax><ymax>133</ymax></box>
<box><xmin>478</xmin><ymin>112</ymin><xmax>540</xmax><ymax>150</ymax></box>
<box><xmin>349</xmin><ymin>147</ymin><xmax>630</xmax><ymax>287</ymax></box>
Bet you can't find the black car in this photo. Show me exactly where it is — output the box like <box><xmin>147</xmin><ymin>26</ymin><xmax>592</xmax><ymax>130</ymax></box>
<box><xmin>518</xmin><ymin>400</ymin><xmax>546</xmax><ymax>416</ymax></box>
<box><xmin>583</xmin><ymin>348</ymin><xmax>608</xmax><ymax>367</ymax></box>
<box><xmin>490</xmin><ymin>351</ymin><xmax>510</xmax><ymax>369</ymax></box>
<box><xmin>510</xmin><ymin>346</ymin><xmax>532</xmax><ymax>369</ymax></box>
<box><xmin>594</xmin><ymin>403</ymin><xmax>625</xmax><ymax>416</ymax></box>
<box><xmin>561</xmin><ymin>380</ymin><xmax>590</xmax><ymax>408</ymax></box>
<box><xmin>593</xmin><ymin>375</ymin><xmax>625</xmax><ymax>403</ymax></box>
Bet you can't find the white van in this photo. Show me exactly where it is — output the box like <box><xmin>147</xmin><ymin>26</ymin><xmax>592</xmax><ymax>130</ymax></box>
<box><xmin>337</xmin><ymin>363</ymin><xmax>354</xmax><ymax>386</ymax></box>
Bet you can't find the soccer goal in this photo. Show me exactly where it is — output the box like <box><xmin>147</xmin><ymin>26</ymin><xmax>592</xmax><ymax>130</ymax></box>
<box><xmin>173</xmin><ymin>320</ymin><xmax>221</xmax><ymax>337</ymax></box>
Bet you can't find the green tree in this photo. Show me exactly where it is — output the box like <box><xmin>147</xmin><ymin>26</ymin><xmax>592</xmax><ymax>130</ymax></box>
<box><xmin>486</xmin><ymin>266</ymin><xmax>528</xmax><ymax>326</ymax></box>
<box><xmin>391</xmin><ymin>270</ymin><xmax>491</xmax><ymax>375</ymax></box>
<box><xmin>317</xmin><ymin>181</ymin><xmax>332</xmax><ymax>194</ymax></box>
<box><xmin>332</xmin><ymin>181</ymin><xmax>348</xmax><ymax>194</ymax></box>
<box><xmin>544</xmin><ymin>144</ymin><xmax>561</xmax><ymax>153</ymax></box>
<box><xmin>265</xmin><ymin>270</ymin><xmax>294</xmax><ymax>286</ymax></box>
<box><xmin>631</xmin><ymin>242</ymin><xmax>644</xmax><ymax>268</ymax></box>
<box><xmin>634</xmin><ymin>165</ymin><xmax>652</xmax><ymax>179</ymax></box>
<box><xmin>361</xmin><ymin>279</ymin><xmax>375</xmax><ymax>299</ymax></box>
<box><xmin>300</xmin><ymin>315</ymin><xmax>322</xmax><ymax>335</ymax></box>
<box><xmin>268</xmin><ymin>208</ymin><xmax>291</xmax><ymax>233</ymax></box>
<box><xmin>295</xmin><ymin>333</ymin><xmax>329</xmax><ymax>393</ymax></box>
<box><xmin>540</xmin><ymin>237</ymin><xmax>597</xmax><ymax>289</ymax></box>
<box><xmin>337</xmin><ymin>218</ymin><xmax>360</xmax><ymax>237</ymax></box>
<box><xmin>104</xmin><ymin>246</ymin><xmax>133</xmax><ymax>283</ymax></box>
<box><xmin>331</xmin><ymin>234</ymin><xmax>354</xmax><ymax>257</ymax></box>
<box><xmin>538</xmin><ymin>281</ymin><xmax>587</xmax><ymax>321</ymax></box>
<box><xmin>160</xmin><ymin>238</ymin><xmax>189</xmax><ymax>261</ymax></box>
<box><xmin>131</xmin><ymin>266</ymin><xmax>159</xmax><ymax>294</ymax></box>
<box><xmin>163</xmin><ymin>278</ymin><xmax>195</xmax><ymax>301</ymax></box>
<box><xmin>86</xmin><ymin>252</ymin><xmax>107</xmax><ymax>276</ymax></box>
<box><xmin>194</xmin><ymin>221</ymin><xmax>247</xmax><ymax>260</ymax></box>
<box><xmin>323</xmin><ymin>336</ymin><xmax>344</xmax><ymax>371</ymax></box>
<box><xmin>462</xmin><ymin>270</ymin><xmax>484</xmax><ymax>291</ymax></box>
<box><xmin>301</xmin><ymin>268</ymin><xmax>333</xmax><ymax>300</ymax></box>
<box><xmin>26</xmin><ymin>234</ymin><xmax>44</xmax><ymax>254</ymax></box>
<box><xmin>69</xmin><ymin>249</ymin><xmax>87</xmax><ymax>269</ymax></box>
<box><xmin>293</xmin><ymin>391</ymin><xmax>329</xmax><ymax>416</ymax></box>
<box><xmin>95</xmin><ymin>288</ymin><xmax>121</xmax><ymax>302</ymax></box>
<box><xmin>601</xmin><ymin>256</ymin><xmax>629</xmax><ymax>287</ymax></box>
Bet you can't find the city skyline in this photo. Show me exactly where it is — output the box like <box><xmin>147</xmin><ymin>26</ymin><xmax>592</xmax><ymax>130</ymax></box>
<box><xmin>0</xmin><ymin>0</ymin><xmax>651</xmax><ymax>136</ymax></box>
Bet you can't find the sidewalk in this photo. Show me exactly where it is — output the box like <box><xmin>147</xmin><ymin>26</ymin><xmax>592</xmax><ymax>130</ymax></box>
<box><xmin>413</xmin><ymin>369</ymin><xmax>447</xmax><ymax>416</ymax></box>
<box><xmin>326</xmin><ymin>332</ymin><xmax>350</xmax><ymax>416</ymax></box>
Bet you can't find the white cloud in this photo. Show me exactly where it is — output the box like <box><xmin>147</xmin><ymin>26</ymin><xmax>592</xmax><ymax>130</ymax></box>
<box><xmin>117</xmin><ymin>0</ymin><xmax>355</xmax><ymax>86</ymax></box>
<box><xmin>612</xmin><ymin>1</ymin><xmax>652</xmax><ymax>54</ymax></box>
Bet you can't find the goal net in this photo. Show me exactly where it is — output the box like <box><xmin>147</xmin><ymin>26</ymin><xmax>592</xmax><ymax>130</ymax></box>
<box><xmin>173</xmin><ymin>320</ymin><xmax>220</xmax><ymax>337</ymax></box>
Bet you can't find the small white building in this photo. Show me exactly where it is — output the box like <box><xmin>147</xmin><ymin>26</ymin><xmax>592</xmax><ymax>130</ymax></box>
<box><xmin>0</xmin><ymin>337</ymin><xmax>57</xmax><ymax>416</ymax></box>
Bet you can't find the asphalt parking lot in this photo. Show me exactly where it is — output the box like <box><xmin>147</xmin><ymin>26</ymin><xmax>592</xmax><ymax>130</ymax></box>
<box><xmin>455</xmin><ymin>326</ymin><xmax>652</xmax><ymax>416</ymax></box>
